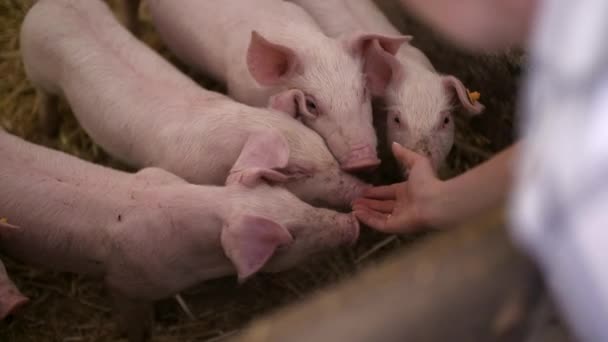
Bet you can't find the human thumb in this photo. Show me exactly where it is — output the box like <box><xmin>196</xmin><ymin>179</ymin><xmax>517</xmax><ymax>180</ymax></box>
<box><xmin>391</xmin><ymin>142</ymin><xmax>423</xmax><ymax>170</ymax></box>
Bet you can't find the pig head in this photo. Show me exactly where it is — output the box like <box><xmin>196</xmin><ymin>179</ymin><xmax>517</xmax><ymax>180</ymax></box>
<box><xmin>0</xmin><ymin>222</ymin><xmax>28</xmax><ymax>320</ymax></box>
<box><xmin>365</xmin><ymin>40</ymin><xmax>485</xmax><ymax>170</ymax></box>
<box><xmin>247</xmin><ymin>30</ymin><xmax>410</xmax><ymax>172</ymax></box>
<box><xmin>222</xmin><ymin>126</ymin><xmax>370</xmax><ymax>209</ymax></box>
<box><xmin>220</xmin><ymin>180</ymin><xmax>360</xmax><ymax>282</ymax></box>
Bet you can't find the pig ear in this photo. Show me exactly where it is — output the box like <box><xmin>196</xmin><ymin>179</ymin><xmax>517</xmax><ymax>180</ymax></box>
<box><xmin>268</xmin><ymin>89</ymin><xmax>306</xmax><ymax>119</ymax></box>
<box><xmin>442</xmin><ymin>76</ymin><xmax>485</xmax><ymax>115</ymax></box>
<box><xmin>364</xmin><ymin>39</ymin><xmax>405</xmax><ymax>96</ymax></box>
<box><xmin>247</xmin><ymin>31</ymin><xmax>301</xmax><ymax>86</ymax></box>
<box><xmin>343</xmin><ymin>33</ymin><xmax>410</xmax><ymax>96</ymax></box>
<box><xmin>227</xmin><ymin>130</ymin><xmax>292</xmax><ymax>187</ymax></box>
<box><xmin>221</xmin><ymin>215</ymin><xmax>293</xmax><ymax>282</ymax></box>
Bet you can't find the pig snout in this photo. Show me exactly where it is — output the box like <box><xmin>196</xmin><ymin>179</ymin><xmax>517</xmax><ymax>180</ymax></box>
<box><xmin>323</xmin><ymin>127</ymin><xmax>380</xmax><ymax>172</ymax></box>
<box><xmin>336</xmin><ymin>212</ymin><xmax>360</xmax><ymax>245</ymax></box>
<box><xmin>412</xmin><ymin>140</ymin><xmax>444</xmax><ymax>171</ymax></box>
<box><xmin>340</xmin><ymin>144</ymin><xmax>381</xmax><ymax>172</ymax></box>
<box><xmin>429</xmin><ymin>154</ymin><xmax>443</xmax><ymax>172</ymax></box>
<box><xmin>312</xmin><ymin>209</ymin><xmax>360</xmax><ymax>246</ymax></box>
<box><xmin>414</xmin><ymin>143</ymin><xmax>432</xmax><ymax>161</ymax></box>
<box><xmin>331</xmin><ymin>174</ymin><xmax>371</xmax><ymax>209</ymax></box>
<box><xmin>286</xmin><ymin>165</ymin><xmax>370</xmax><ymax>209</ymax></box>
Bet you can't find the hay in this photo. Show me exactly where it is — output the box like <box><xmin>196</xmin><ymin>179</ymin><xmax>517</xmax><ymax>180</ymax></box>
<box><xmin>0</xmin><ymin>0</ymin><xmax>520</xmax><ymax>341</ymax></box>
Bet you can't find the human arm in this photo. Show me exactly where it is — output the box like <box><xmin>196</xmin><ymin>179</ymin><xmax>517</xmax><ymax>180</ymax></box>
<box><xmin>353</xmin><ymin>142</ymin><xmax>519</xmax><ymax>233</ymax></box>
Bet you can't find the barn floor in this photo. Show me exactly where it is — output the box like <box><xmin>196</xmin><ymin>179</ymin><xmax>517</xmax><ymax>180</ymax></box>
<box><xmin>0</xmin><ymin>0</ymin><xmax>521</xmax><ymax>341</ymax></box>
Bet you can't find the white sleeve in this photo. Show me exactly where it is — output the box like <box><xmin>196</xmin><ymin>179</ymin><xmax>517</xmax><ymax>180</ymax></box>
<box><xmin>510</xmin><ymin>0</ymin><xmax>608</xmax><ymax>341</ymax></box>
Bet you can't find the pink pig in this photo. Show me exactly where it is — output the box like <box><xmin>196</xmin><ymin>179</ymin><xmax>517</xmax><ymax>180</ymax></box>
<box><xmin>0</xmin><ymin>127</ymin><xmax>359</xmax><ymax>341</ymax></box>
<box><xmin>0</xmin><ymin>222</ymin><xmax>29</xmax><ymax>321</ymax></box>
<box><xmin>124</xmin><ymin>0</ymin><xmax>410</xmax><ymax>172</ymax></box>
<box><xmin>21</xmin><ymin>0</ymin><xmax>369</xmax><ymax>209</ymax></box>
<box><xmin>289</xmin><ymin>0</ymin><xmax>485</xmax><ymax>170</ymax></box>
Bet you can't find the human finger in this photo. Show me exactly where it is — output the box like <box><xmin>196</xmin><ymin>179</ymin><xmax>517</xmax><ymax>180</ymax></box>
<box><xmin>352</xmin><ymin>198</ymin><xmax>396</xmax><ymax>214</ymax></box>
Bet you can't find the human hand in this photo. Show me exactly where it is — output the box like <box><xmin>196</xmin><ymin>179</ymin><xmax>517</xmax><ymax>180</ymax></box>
<box><xmin>352</xmin><ymin>142</ymin><xmax>442</xmax><ymax>233</ymax></box>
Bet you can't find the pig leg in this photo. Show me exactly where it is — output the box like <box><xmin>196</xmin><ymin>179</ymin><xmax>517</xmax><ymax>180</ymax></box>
<box><xmin>110</xmin><ymin>289</ymin><xmax>154</xmax><ymax>342</ymax></box>
<box><xmin>36</xmin><ymin>88</ymin><xmax>59</xmax><ymax>136</ymax></box>
<box><xmin>0</xmin><ymin>259</ymin><xmax>29</xmax><ymax>320</ymax></box>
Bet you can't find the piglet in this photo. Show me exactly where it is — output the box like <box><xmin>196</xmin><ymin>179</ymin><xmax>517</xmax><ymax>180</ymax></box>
<box><xmin>0</xmin><ymin>222</ymin><xmax>29</xmax><ymax>321</ymax></box>
<box><xmin>0</xmin><ymin>128</ymin><xmax>359</xmax><ymax>342</ymax></box>
<box><xmin>21</xmin><ymin>0</ymin><xmax>369</xmax><ymax>210</ymax></box>
<box><xmin>289</xmin><ymin>0</ymin><xmax>485</xmax><ymax>170</ymax></box>
<box><xmin>124</xmin><ymin>0</ymin><xmax>410</xmax><ymax>172</ymax></box>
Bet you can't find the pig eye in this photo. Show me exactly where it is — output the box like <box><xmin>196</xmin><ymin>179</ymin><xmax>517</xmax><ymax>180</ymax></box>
<box><xmin>305</xmin><ymin>96</ymin><xmax>319</xmax><ymax>116</ymax></box>
<box><xmin>440</xmin><ymin>111</ymin><xmax>452</xmax><ymax>129</ymax></box>
<box><xmin>393</xmin><ymin>116</ymin><xmax>401</xmax><ymax>124</ymax></box>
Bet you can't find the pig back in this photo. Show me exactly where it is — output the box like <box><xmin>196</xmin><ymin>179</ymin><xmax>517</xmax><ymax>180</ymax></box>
<box><xmin>288</xmin><ymin>0</ymin><xmax>374</xmax><ymax>37</ymax></box>
<box><xmin>147</xmin><ymin>0</ymin><xmax>324</xmax><ymax>93</ymax></box>
<box><xmin>0</xmin><ymin>132</ymin><xmax>133</xmax><ymax>277</ymax></box>
<box><xmin>146</xmin><ymin>0</ymin><xmax>240</xmax><ymax>83</ymax></box>
<box><xmin>21</xmin><ymin>0</ymin><xmax>195</xmax><ymax>95</ymax></box>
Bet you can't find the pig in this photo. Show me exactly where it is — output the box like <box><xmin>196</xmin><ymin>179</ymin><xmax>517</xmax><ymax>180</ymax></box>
<box><xmin>20</xmin><ymin>0</ymin><xmax>369</xmax><ymax>210</ymax></box>
<box><xmin>124</xmin><ymin>0</ymin><xmax>410</xmax><ymax>172</ymax></box>
<box><xmin>0</xmin><ymin>128</ymin><xmax>359</xmax><ymax>341</ymax></box>
<box><xmin>288</xmin><ymin>0</ymin><xmax>485</xmax><ymax>170</ymax></box>
<box><xmin>0</xmin><ymin>221</ymin><xmax>29</xmax><ymax>320</ymax></box>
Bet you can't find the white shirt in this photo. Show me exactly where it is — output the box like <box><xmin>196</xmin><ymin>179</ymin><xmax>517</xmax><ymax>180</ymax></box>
<box><xmin>510</xmin><ymin>0</ymin><xmax>608</xmax><ymax>341</ymax></box>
